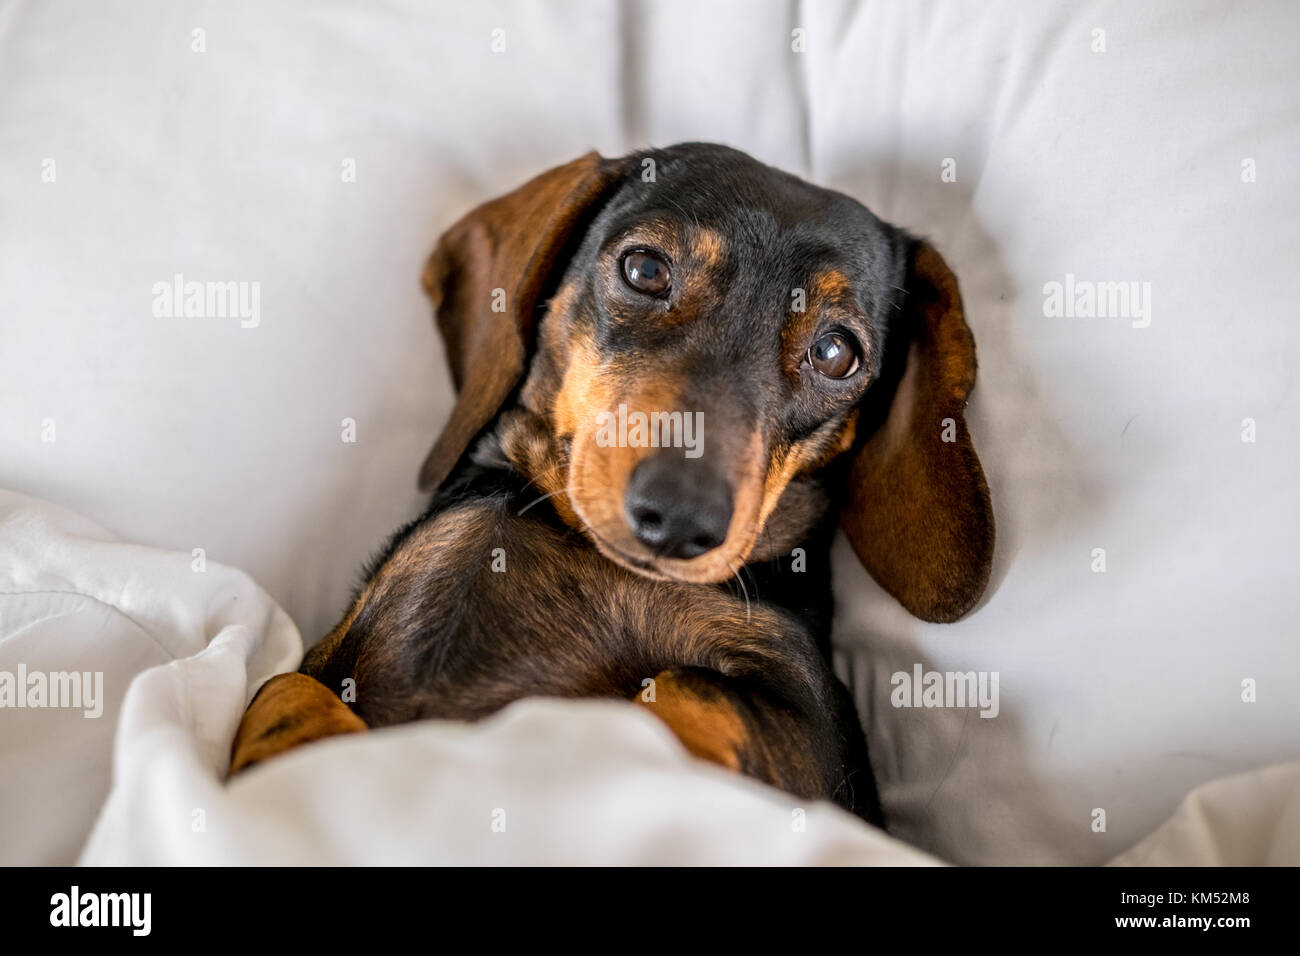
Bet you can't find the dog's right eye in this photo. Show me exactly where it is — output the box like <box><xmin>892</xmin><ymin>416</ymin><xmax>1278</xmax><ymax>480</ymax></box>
<box><xmin>808</xmin><ymin>331</ymin><xmax>860</xmax><ymax>378</ymax></box>
<box><xmin>620</xmin><ymin>250</ymin><xmax>672</xmax><ymax>297</ymax></box>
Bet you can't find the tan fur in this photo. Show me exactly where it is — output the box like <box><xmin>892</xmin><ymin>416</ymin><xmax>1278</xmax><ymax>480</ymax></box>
<box><xmin>637</xmin><ymin>670</ymin><xmax>748</xmax><ymax>770</ymax></box>
<box><xmin>810</xmin><ymin>268</ymin><xmax>853</xmax><ymax>303</ymax></box>
<box><xmin>689</xmin><ymin>227</ymin><xmax>727</xmax><ymax>270</ymax></box>
<box><xmin>228</xmin><ymin>673</ymin><xmax>366</xmax><ymax>775</ymax></box>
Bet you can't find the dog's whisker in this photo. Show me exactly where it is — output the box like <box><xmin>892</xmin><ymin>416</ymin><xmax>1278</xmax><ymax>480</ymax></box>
<box><xmin>762</xmin><ymin>518</ymin><xmax>776</xmax><ymax>563</ymax></box>
<box><xmin>743</xmin><ymin>560</ymin><xmax>761</xmax><ymax>604</ymax></box>
<box><xmin>726</xmin><ymin>559</ymin><xmax>752</xmax><ymax>624</ymax></box>
<box><xmin>513</xmin><ymin>456</ymin><xmax>580</xmax><ymax>513</ymax></box>
<box><xmin>517</xmin><ymin>485</ymin><xmax>584</xmax><ymax>516</ymax></box>
<box><xmin>516</xmin><ymin>470</ymin><xmax>557</xmax><ymax>501</ymax></box>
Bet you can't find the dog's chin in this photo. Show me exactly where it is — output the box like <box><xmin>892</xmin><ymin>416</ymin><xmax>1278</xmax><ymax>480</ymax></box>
<box><xmin>576</xmin><ymin>520</ymin><xmax>752</xmax><ymax>585</ymax></box>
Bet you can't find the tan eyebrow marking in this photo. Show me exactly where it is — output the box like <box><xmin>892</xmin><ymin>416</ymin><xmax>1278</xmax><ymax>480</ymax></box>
<box><xmin>810</xmin><ymin>269</ymin><xmax>852</xmax><ymax>302</ymax></box>
<box><xmin>689</xmin><ymin>227</ymin><xmax>727</xmax><ymax>269</ymax></box>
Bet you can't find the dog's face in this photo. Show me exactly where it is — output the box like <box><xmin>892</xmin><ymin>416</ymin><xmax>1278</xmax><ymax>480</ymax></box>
<box><xmin>421</xmin><ymin>144</ymin><xmax>994</xmax><ymax>622</ymax></box>
<box><xmin>519</xmin><ymin>146</ymin><xmax>907</xmax><ymax>584</ymax></box>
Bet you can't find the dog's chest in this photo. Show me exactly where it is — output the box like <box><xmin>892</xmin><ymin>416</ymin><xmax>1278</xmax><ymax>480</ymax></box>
<box><xmin>343</xmin><ymin>496</ymin><xmax>817</xmax><ymax>726</ymax></box>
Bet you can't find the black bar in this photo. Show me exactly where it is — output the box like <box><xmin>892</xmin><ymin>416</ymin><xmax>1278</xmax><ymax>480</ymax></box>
<box><xmin>1</xmin><ymin>865</ymin><xmax>1285</xmax><ymax>941</ymax></box>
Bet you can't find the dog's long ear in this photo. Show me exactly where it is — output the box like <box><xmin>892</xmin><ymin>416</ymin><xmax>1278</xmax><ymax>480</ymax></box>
<box><xmin>418</xmin><ymin>152</ymin><xmax>628</xmax><ymax>492</ymax></box>
<box><xmin>841</xmin><ymin>241</ymin><xmax>994</xmax><ymax>623</ymax></box>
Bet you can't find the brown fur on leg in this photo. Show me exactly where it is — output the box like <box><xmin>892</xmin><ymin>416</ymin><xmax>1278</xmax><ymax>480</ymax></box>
<box><xmin>634</xmin><ymin>666</ymin><xmax>834</xmax><ymax>801</ymax></box>
<box><xmin>228</xmin><ymin>672</ymin><xmax>366</xmax><ymax>776</ymax></box>
<box><xmin>636</xmin><ymin>668</ymin><xmax>752</xmax><ymax>771</ymax></box>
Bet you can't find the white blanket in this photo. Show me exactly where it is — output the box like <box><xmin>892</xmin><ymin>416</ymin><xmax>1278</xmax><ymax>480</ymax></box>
<box><xmin>2</xmin><ymin>491</ymin><xmax>1295</xmax><ymax>865</ymax></box>
<box><xmin>2</xmin><ymin>0</ymin><xmax>1298</xmax><ymax>865</ymax></box>
<box><xmin>1</xmin><ymin>492</ymin><xmax>934</xmax><ymax>866</ymax></box>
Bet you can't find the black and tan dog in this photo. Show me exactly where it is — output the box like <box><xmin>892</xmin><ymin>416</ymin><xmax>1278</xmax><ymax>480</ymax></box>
<box><xmin>229</xmin><ymin>143</ymin><xmax>994</xmax><ymax>824</ymax></box>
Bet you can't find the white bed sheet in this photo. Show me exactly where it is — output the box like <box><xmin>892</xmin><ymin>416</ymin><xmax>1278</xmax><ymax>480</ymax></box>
<box><xmin>1</xmin><ymin>491</ymin><xmax>936</xmax><ymax>866</ymax></box>
<box><xmin>2</xmin><ymin>0</ymin><xmax>1297</xmax><ymax>864</ymax></box>
<box><xmin>4</xmin><ymin>489</ymin><xmax>1293</xmax><ymax>866</ymax></box>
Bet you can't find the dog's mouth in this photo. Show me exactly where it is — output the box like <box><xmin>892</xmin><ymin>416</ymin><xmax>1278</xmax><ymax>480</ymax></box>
<box><xmin>580</xmin><ymin>519</ymin><xmax>758</xmax><ymax>584</ymax></box>
<box><xmin>581</xmin><ymin>527</ymin><xmax>679</xmax><ymax>581</ymax></box>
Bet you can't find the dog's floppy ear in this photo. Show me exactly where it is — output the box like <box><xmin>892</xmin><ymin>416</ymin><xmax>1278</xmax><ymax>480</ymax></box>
<box><xmin>841</xmin><ymin>241</ymin><xmax>994</xmax><ymax>623</ymax></box>
<box><xmin>418</xmin><ymin>152</ymin><xmax>628</xmax><ymax>492</ymax></box>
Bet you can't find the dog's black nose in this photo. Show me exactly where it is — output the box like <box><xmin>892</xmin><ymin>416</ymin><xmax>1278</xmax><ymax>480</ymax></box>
<box><xmin>625</xmin><ymin>453</ymin><xmax>733</xmax><ymax>559</ymax></box>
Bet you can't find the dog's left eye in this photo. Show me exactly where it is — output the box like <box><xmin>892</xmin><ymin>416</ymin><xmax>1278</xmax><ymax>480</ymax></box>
<box><xmin>808</xmin><ymin>331</ymin><xmax>860</xmax><ymax>378</ymax></box>
<box><xmin>621</xmin><ymin>250</ymin><xmax>672</xmax><ymax>297</ymax></box>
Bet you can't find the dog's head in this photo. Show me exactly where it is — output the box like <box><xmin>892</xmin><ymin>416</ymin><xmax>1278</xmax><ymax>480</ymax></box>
<box><xmin>419</xmin><ymin>144</ymin><xmax>993</xmax><ymax>622</ymax></box>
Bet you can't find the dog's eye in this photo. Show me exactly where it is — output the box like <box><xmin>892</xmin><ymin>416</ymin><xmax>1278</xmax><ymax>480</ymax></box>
<box><xmin>621</xmin><ymin>250</ymin><xmax>672</xmax><ymax>297</ymax></box>
<box><xmin>808</xmin><ymin>332</ymin><xmax>859</xmax><ymax>378</ymax></box>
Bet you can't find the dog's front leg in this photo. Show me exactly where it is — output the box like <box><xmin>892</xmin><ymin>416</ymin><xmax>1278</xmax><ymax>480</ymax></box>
<box><xmin>228</xmin><ymin>672</ymin><xmax>366</xmax><ymax>776</ymax></box>
<box><xmin>634</xmin><ymin>666</ymin><xmax>879</xmax><ymax>823</ymax></box>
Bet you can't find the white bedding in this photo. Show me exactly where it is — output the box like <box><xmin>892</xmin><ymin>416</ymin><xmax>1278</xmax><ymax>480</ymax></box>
<box><xmin>2</xmin><ymin>0</ymin><xmax>1298</xmax><ymax>865</ymax></box>
<box><xmin>2</xmin><ymin>490</ymin><xmax>1295</xmax><ymax>865</ymax></box>
<box><xmin>2</xmin><ymin>491</ymin><xmax>935</xmax><ymax>866</ymax></box>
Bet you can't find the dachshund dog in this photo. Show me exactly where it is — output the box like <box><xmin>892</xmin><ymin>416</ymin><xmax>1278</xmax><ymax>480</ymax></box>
<box><xmin>229</xmin><ymin>143</ymin><xmax>994</xmax><ymax>824</ymax></box>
